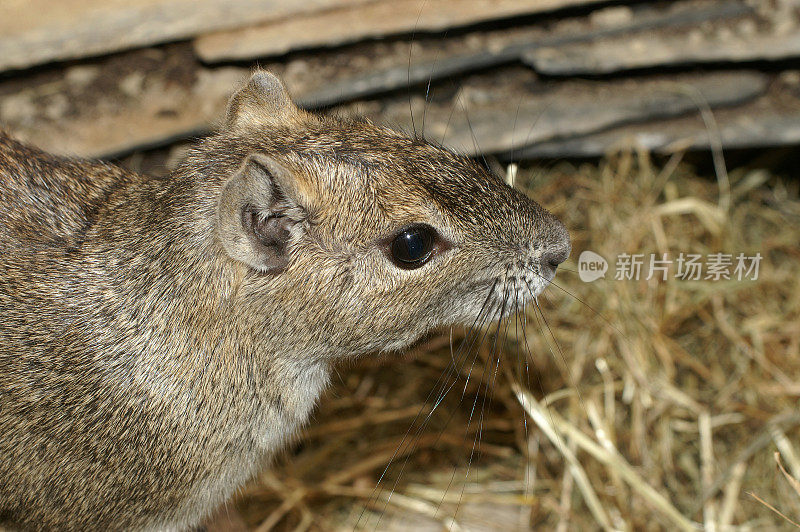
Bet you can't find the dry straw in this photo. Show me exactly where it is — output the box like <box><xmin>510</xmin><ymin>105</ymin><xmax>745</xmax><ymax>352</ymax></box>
<box><xmin>222</xmin><ymin>147</ymin><xmax>800</xmax><ymax>531</ymax></box>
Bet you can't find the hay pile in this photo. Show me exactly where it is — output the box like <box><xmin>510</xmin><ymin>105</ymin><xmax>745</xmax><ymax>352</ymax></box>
<box><xmin>220</xmin><ymin>149</ymin><xmax>800</xmax><ymax>531</ymax></box>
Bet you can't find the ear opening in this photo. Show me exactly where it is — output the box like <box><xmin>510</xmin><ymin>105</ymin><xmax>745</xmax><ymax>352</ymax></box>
<box><xmin>216</xmin><ymin>155</ymin><xmax>307</xmax><ymax>273</ymax></box>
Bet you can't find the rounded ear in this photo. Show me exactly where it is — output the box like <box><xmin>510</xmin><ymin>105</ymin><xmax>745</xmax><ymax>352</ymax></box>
<box><xmin>225</xmin><ymin>70</ymin><xmax>300</xmax><ymax>130</ymax></box>
<box><xmin>216</xmin><ymin>155</ymin><xmax>306</xmax><ymax>273</ymax></box>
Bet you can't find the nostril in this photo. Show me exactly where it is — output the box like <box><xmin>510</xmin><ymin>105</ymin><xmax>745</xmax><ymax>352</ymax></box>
<box><xmin>545</xmin><ymin>247</ymin><xmax>570</xmax><ymax>268</ymax></box>
<box><xmin>539</xmin><ymin>246</ymin><xmax>569</xmax><ymax>277</ymax></box>
<box><xmin>532</xmin><ymin>216</ymin><xmax>571</xmax><ymax>277</ymax></box>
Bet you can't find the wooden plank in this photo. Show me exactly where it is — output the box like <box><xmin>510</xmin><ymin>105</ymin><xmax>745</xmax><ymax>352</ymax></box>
<box><xmin>193</xmin><ymin>0</ymin><xmax>609</xmax><ymax>63</ymax></box>
<box><xmin>1</xmin><ymin>33</ymin><xmax>449</xmax><ymax>158</ymax></box>
<box><xmin>0</xmin><ymin>24</ymin><xmax>771</xmax><ymax>164</ymax></box>
<box><xmin>354</xmin><ymin>70</ymin><xmax>769</xmax><ymax>156</ymax></box>
<box><xmin>295</xmin><ymin>1</ymin><xmax>752</xmax><ymax>109</ymax></box>
<box><xmin>523</xmin><ymin>28</ymin><xmax>800</xmax><ymax>76</ymax></box>
<box><xmin>0</xmin><ymin>30</ymin><xmax>443</xmax><ymax>158</ymax></box>
<box><xmin>0</xmin><ymin>0</ymin><xmax>753</xmax><ymax>160</ymax></box>
<box><xmin>0</xmin><ymin>29</ymin><xmax>512</xmax><ymax>158</ymax></box>
<box><xmin>0</xmin><ymin>66</ymin><xmax>769</xmax><ymax>160</ymax></box>
<box><xmin>509</xmin><ymin>105</ymin><xmax>800</xmax><ymax>159</ymax></box>
<box><xmin>0</xmin><ymin>55</ymin><xmax>248</xmax><ymax>158</ymax></box>
<box><xmin>0</xmin><ymin>0</ymin><xmax>366</xmax><ymax>72</ymax></box>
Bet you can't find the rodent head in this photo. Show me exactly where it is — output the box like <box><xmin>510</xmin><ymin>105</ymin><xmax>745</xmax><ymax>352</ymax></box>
<box><xmin>203</xmin><ymin>71</ymin><xmax>569</xmax><ymax>358</ymax></box>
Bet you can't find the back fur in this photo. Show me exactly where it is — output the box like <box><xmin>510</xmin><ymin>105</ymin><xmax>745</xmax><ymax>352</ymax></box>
<box><xmin>0</xmin><ymin>71</ymin><xmax>569</xmax><ymax>531</ymax></box>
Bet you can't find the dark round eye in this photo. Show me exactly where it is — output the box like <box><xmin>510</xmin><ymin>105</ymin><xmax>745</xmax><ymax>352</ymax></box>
<box><xmin>389</xmin><ymin>225</ymin><xmax>436</xmax><ymax>269</ymax></box>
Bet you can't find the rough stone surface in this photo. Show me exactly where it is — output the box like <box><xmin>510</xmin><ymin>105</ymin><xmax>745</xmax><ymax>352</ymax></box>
<box><xmin>194</xmin><ymin>0</ymin><xmax>608</xmax><ymax>62</ymax></box>
<box><xmin>354</xmin><ymin>70</ymin><xmax>770</xmax><ymax>156</ymax></box>
<box><xmin>296</xmin><ymin>1</ymin><xmax>752</xmax><ymax>108</ymax></box>
<box><xmin>0</xmin><ymin>0</ymin><xmax>796</xmax><ymax>163</ymax></box>
<box><xmin>524</xmin><ymin>26</ymin><xmax>800</xmax><ymax>76</ymax></box>
<box><xmin>510</xmin><ymin>102</ymin><xmax>800</xmax><ymax>159</ymax></box>
<box><xmin>0</xmin><ymin>0</ymin><xmax>366</xmax><ymax>72</ymax></box>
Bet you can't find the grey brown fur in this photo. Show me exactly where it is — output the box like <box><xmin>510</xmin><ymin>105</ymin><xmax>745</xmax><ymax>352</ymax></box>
<box><xmin>0</xmin><ymin>71</ymin><xmax>569</xmax><ymax>531</ymax></box>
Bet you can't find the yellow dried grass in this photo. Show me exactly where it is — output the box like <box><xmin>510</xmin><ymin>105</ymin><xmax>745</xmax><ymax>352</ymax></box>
<box><xmin>222</xmin><ymin>148</ymin><xmax>800</xmax><ymax>531</ymax></box>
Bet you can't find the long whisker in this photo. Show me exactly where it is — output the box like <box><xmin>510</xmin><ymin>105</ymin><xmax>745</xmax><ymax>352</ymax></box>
<box><xmin>405</xmin><ymin>0</ymin><xmax>430</xmax><ymax>138</ymax></box>
<box><xmin>421</xmin><ymin>29</ymin><xmax>447</xmax><ymax>139</ymax></box>
<box><xmin>430</xmin><ymin>278</ymin><xmax>507</xmax><ymax>519</ymax></box>
<box><xmin>373</xmin><ymin>309</ymin><xmax>501</xmax><ymax>530</ymax></box>
<box><xmin>524</xmin><ymin>280</ymin><xmax>588</xmax><ymax>416</ymax></box>
<box><xmin>530</xmin><ymin>270</ymin><xmax>632</xmax><ymax>348</ymax></box>
<box><xmin>363</xmin><ymin>280</ymin><xmax>500</xmax><ymax>529</ymax></box>
<box><xmin>426</xmin><ymin>296</ymin><xmax>507</xmax><ymax>517</ymax></box>
<box><xmin>478</xmin><ymin>287</ymin><xmax>513</xmax><ymax>445</ymax></box>
<box><xmin>554</xmin><ymin>266</ymin><xmax>578</xmax><ymax>274</ymax></box>
<box><xmin>508</xmin><ymin>284</ymin><xmax>568</xmax><ymax>517</ymax></box>
<box><xmin>440</xmin><ymin>83</ymin><xmax>460</xmax><ymax>146</ymax></box>
<box><xmin>455</xmin><ymin>94</ymin><xmax>490</xmax><ymax>171</ymax></box>
<box><xmin>509</xmin><ymin>93</ymin><xmax>525</xmax><ymax>168</ymax></box>
<box><xmin>511</xmin><ymin>104</ymin><xmax>552</xmax><ymax>188</ymax></box>
<box><xmin>451</xmin><ymin>279</ymin><xmax>510</xmax><ymax>519</ymax></box>
<box><xmin>482</xmin><ymin>286</ymin><xmax>514</xmax><ymax>433</ymax></box>
<box><xmin>515</xmin><ymin>294</ymin><xmax>535</xmax><ymax>504</ymax></box>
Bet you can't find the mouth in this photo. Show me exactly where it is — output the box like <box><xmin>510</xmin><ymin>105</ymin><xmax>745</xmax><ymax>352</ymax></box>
<box><xmin>466</xmin><ymin>271</ymin><xmax>551</xmax><ymax>322</ymax></box>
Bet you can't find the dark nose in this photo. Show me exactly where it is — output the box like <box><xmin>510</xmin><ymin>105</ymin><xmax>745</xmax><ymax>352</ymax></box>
<box><xmin>538</xmin><ymin>218</ymin><xmax>571</xmax><ymax>279</ymax></box>
<box><xmin>544</xmin><ymin>246</ymin><xmax>570</xmax><ymax>270</ymax></box>
<box><xmin>540</xmin><ymin>245</ymin><xmax>570</xmax><ymax>278</ymax></box>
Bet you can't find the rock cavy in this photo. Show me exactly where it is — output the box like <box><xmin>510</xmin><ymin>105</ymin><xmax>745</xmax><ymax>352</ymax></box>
<box><xmin>0</xmin><ymin>71</ymin><xmax>570</xmax><ymax>530</ymax></box>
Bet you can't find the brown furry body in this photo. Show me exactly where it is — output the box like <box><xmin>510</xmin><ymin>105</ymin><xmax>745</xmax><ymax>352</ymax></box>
<box><xmin>0</xmin><ymin>72</ymin><xmax>569</xmax><ymax>530</ymax></box>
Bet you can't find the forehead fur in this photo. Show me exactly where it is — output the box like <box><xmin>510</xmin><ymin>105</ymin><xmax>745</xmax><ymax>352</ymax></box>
<box><xmin>194</xmin><ymin>105</ymin><xmax>542</xmax><ymax>249</ymax></box>
<box><xmin>232</xmin><ymin>116</ymin><xmax>502</xmax><ymax>206</ymax></box>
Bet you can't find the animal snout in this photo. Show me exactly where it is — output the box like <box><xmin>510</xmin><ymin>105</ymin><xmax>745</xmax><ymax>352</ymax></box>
<box><xmin>538</xmin><ymin>217</ymin><xmax>571</xmax><ymax>279</ymax></box>
<box><xmin>545</xmin><ymin>244</ymin><xmax>570</xmax><ymax>268</ymax></box>
<box><xmin>541</xmin><ymin>245</ymin><xmax>569</xmax><ymax>277</ymax></box>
